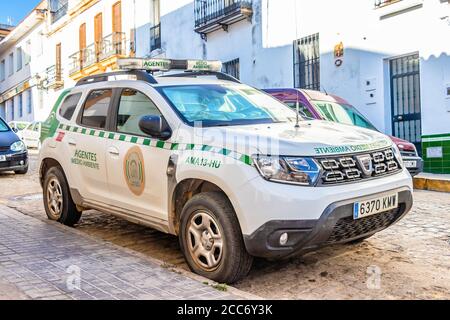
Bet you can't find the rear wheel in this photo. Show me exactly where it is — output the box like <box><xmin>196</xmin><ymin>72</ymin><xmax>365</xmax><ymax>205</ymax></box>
<box><xmin>179</xmin><ymin>192</ymin><xmax>253</xmax><ymax>284</ymax></box>
<box><xmin>43</xmin><ymin>167</ymin><xmax>81</xmax><ymax>226</ymax></box>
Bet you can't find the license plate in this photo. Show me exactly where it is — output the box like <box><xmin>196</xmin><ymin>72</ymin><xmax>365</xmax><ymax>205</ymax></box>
<box><xmin>353</xmin><ymin>193</ymin><xmax>398</xmax><ymax>220</ymax></box>
<box><xmin>0</xmin><ymin>155</ymin><xmax>6</xmax><ymax>162</ymax></box>
<box><xmin>404</xmin><ymin>161</ymin><xmax>417</xmax><ymax>168</ymax></box>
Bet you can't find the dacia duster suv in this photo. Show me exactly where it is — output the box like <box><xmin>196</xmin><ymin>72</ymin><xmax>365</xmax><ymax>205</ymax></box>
<box><xmin>39</xmin><ymin>59</ymin><xmax>413</xmax><ymax>283</ymax></box>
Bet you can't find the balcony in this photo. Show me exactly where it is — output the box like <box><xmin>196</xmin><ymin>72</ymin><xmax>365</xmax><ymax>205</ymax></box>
<box><xmin>45</xmin><ymin>65</ymin><xmax>64</xmax><ymax>89</ymax></box>
<box><xmin>50</xmin><ymin>0</ymin><xmax>69</xmax><ymax>24</ymax></box>
<box><xmin>374</xmin><ymin>0</ymin><xmax>423</xmax><ymax>19</ymax></box>
<box><xmin>150</xmin><ymin>23</ymin><xmax>161</xmax><ymax>52</ymax></box>
<box><xmin>69</xmin><ymin>32</ymin><xmax>130</xmax><ymax>80</ymax></box>
<box><xmin>374</xmin><ymin>0</ymin><xmax>402</xmax><ymax>8</ymax></box>
<box><xmin>194</xmin><ymin>0</ymin><xmax>253</xmax><ymax>36</ymax></box>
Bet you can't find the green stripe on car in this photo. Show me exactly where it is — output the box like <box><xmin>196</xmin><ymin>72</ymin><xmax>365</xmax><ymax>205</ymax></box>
<box><xmin>56</xmin><ymin>125</ymin><xmax>253</xmax><ymax>166</ymax></box>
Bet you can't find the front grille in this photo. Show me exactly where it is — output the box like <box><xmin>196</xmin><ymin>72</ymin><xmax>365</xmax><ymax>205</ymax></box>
<box><xmin>0</xmin><ymin>146</ymin><xmax>10</xmax><ymax>152</ymax></box>
<box><xmin>318</xmin><ymin>148</ymin><xmax>402</xmax><ymax>185</ymax></box>
<box><xmin>400</xmin><ymin>150</ymin><xmax>416</xmax><ymax>157</ymax></box>
<box><xmin>326</xmin><ymin>206</ymin><xmax>403</xmax><ymax>244</ymax></box>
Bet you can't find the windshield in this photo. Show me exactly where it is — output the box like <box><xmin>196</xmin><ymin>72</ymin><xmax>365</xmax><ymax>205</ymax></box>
<box><xmin>0</xmin><ymin>118</ymin><xmax>10</xmax><ymax>132</ymax></box>
<box><xmin>312</xmin><ymin>101</ymin><xmax>378</xmax><ymax>131</ymax></box>
<box><xmin>15</xmin><ymin>123</ymin><xmax>29</xmax><ymax>130</ymax></box>
<box><xmin>157</xmin><ymin>84</ymin><xmax>297</xmax><ymax>127</ymax></box>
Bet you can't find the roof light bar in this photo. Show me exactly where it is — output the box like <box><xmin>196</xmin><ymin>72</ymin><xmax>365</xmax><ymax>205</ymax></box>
<box><xmin>117</xmin><ymin>58</ymin><xmax>223</xmax><ymax>72</ymax></box>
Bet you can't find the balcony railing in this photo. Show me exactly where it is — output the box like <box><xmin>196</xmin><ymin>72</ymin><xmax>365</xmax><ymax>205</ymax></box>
<box><xmin>194</xmin><ymin>0</ymin><xmax>253</xmax><ymax>35</ymax></box>
<box><xmin>69</xmin><ymin>32</ymin><xmax>128</xmax><ymax>75</ymax></box>
<box><xmin>50</xmin><ymin>0</ymin><xmax>69</xmax><ymax>24</ymax></box>
<box><xmin>150</xmin><ymin>23</ymin><xmax>161</xmax><ymax>52</ymax></box>
<box><xmin>45</xmin><ymin>65</ymin><xmax>64</xmax><ymax>89</ymax></box>
<box><xmin>374</xmin><ymin>0</ymin><xmax>402</xmax><ymax>8</ymax></box>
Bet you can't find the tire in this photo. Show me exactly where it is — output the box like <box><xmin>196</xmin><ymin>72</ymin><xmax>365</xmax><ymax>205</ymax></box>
<box><xmin>14</xmin><ymin>165</ymin><xmax>28</xmax><ymax>175</ymax></box>
<box><xmin>179</xmin><ymin>192</ymin><xmax>253</xmax><ymax>284</ymax></box>
<box><xmin>43</xmin><ymin>167</ymin><xmax>81</xmax><ymax>227</ymax></box>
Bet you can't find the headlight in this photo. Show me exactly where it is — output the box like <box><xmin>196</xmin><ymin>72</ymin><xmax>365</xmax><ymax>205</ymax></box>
<box><xmin>10</xmin><ymin>141</ymin><xmax>26</xmax><ymax>152</ymax></box>
<box><xmin>392</xmin><ymin>143</ymin><xmax>404</xmax><ymax>167</ymax></box>
<box><xmin>252</xmin><ymin>155</ymin><xmax>321</xmax><ymax>186</ymax></box>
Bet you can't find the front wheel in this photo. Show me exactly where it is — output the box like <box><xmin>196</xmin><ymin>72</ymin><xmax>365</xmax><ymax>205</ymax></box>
<box><xmin>43</xmin><ymin>167</ymin><xmax>81</xmax><ymax>227</ymax></box>
<box><xmin>179</xmin><ymin>192</ymin><xmax>253</xmax><ymax>284</ymax></box>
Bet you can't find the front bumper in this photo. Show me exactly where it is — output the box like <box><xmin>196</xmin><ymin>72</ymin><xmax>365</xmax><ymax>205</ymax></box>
<box><xmin>243</xmin><ymin>188</ymin><xmax>413</xmax><ymax>259</ymax></box>
<box><xmin>402</xmin><ymin>156</ymin><xmax>423</xmax><ymax>177</ymax></box>
<box><xmin>0</xmin><ymin>151</ymin><xmax>28</xmax><ymax>172</ymax></box>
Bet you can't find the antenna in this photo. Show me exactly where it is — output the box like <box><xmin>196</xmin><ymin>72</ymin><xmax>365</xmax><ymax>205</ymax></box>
<box><xmin>322</xmin><ymin>86</ymin><xmax>328</xmax><ymax>95</ymax></box>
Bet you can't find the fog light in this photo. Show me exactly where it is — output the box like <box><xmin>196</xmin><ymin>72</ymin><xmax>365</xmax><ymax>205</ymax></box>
<box><xmin>20</xmin><ymin>160</ymin><xmax>24</xmax><ymax>165</ymax></box>
<box><xmin>279</xmin><ymin>233</ymin><xmax>289</xmax><ymax>246</ymax></box>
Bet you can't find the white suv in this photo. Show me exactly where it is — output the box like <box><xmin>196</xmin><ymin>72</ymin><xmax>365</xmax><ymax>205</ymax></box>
<box><xmin>39</xmin><ymin>59</ymin><xmax>413</xmax><ymax>283</ymax></box>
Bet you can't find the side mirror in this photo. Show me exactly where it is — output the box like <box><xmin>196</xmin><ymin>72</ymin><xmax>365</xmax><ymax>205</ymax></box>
<box><xmin>139</xmin><ymin>115</ymin><xmax>172</xmax><ymax>140</ymax></box>
<box><xmin>12</xmin><ymin>127</ymin><xmax>18</xmax><ymax>133</ymax></box>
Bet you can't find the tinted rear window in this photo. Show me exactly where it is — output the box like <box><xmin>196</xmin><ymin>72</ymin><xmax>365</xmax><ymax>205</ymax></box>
<box><xmin>59</xmin><ymin>93</ymin><xmax>82</xmax><ymax>120</ymax></box>
<box><xmin>80</xmin><ymin>89</ymin><xmax>112</xmax><ymax>129</ymax></box>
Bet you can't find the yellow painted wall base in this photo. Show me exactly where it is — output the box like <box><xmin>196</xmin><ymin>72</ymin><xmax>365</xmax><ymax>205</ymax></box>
<box><xmin>414</xmin><ymin>177</ymin><xmax>450</xmax><ymax>193</ymax></box>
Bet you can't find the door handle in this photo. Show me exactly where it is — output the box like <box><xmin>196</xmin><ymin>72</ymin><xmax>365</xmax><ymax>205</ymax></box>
<box><xmin>108</xmin><ymin>146</ymin><xmax>120</xmax><ymax>156</ymax></box>
<box><xmin>68</xmin><ymin>139</ymin><xmax>77</xmax><ymax>146</ymax></box>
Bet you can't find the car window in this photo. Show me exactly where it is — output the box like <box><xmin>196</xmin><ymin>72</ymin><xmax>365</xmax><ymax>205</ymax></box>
<box><xmin>0</xmin><ymin>118</ymin><xmax>9</xmax><ymax>132</ymax></box>
<box><xmin>80</xmin><ymin>89</ymin><xmax>112</xmax><ymax>129</ymax></box>
<box><xmin>26</xmin><ymin>123</ymin><xmax>35</xmax><ymax>131</ymax></box>
<box><xmin>313</xmin><ymin>101</ymin><xmax>378</xmax><ymax>131</ymax></box>
<box><xmin>116</xmin><ymin>89</ymin><xmax>161</xmax><ymax>136</ymax></box>
<box><xmin>60</xmin><ymin>93</ymin><xmax>82</xmax><ymax>120</ymax></box>
<box><xmin>284</xmin><ymin>101</ymin><xmax>315</xmax><ymax>120</ymax></box>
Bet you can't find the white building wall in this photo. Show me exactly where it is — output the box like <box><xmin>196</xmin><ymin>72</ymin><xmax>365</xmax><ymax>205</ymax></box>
<box><xmin>0</xmin><ymin>20</ymin><xmax>46</xmax><ymax>122</ymax></box>
<box><xmin>158</xmin><ymin>0</ymin><xmax>449</xmax><ymax>137</ymax></box>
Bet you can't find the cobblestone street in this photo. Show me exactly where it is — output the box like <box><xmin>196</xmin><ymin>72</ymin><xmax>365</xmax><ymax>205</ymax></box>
<box><xmin>1</xmin><ymin>154</ymin><xmax>449</xmax><ymax>300</ymax></box>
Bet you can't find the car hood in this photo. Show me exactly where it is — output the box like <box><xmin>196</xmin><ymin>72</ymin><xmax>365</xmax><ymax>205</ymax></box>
<box><xmin>389</xmin><ymin>135</ymin><xmax>416</xmax><ymax>151</ymax></box>
<box><xmin>194</xmin><ymin>120</ymin><xmax>393</xmax><ymax>157</ymax></box>
<box><xmin>0</xmin><ymin>130</ymin><xmax>20</xmax><ymax>148</ymax></box>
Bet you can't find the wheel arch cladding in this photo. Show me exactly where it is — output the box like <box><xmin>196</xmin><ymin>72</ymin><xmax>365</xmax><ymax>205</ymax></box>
<box><xmin>170</xmin><ymin>178</ymin><xmax>238</xmax><ymax>236</ymax></box>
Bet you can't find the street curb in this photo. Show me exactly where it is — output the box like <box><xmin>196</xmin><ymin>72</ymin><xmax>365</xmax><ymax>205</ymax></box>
<box><xmin>1</xmin><ymin>204</ymin><xmax>262</xmax><ymax>300</ymax></box>
<box><xmin>413</xmin><ymin>177</ymin><xmax>450</xmax><ymax>193</ymax></box>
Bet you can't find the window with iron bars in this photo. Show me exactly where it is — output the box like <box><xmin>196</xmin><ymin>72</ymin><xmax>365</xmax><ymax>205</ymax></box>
<box><xmin>222</xmin><ymin>58</ymin><xmax>240</xmax><ymax>80</ymax></box>
<box><xmin>50</xmin><ymin>0</ymin><xmax>69</xmax><ymax>24</ymax></box>
<box><xmin>150</xmin><ymin>23</ymin><xmax>161</xmax><ymax>52</ymax></box>
<box><xmin>294</xmin><ymin>33</ymin><xmax>320</xmax><ymax>91</ymax></box>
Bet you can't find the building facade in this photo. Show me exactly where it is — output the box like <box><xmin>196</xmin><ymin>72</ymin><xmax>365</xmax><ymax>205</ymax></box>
<box><xmin>153</xmin><ymin>0</ymin><xmax>450</xmax><ymax>174</ymax></box>
<box><xmin>0</xmin><ymin>0</ymin><xmax>449</xmax><ymax>173</ymax></box>
<box><xmin>0</xmin><ymin>0</ymin><xmax>161</xmax><ymax>123</ymax></box>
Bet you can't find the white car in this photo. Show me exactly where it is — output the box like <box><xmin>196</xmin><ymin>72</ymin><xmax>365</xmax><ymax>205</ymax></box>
<box><xmin>20</xmin><ymin>121</ymin><xmax>42</xmax><ymax>149</ymax></box>
<box><xmin>38</xmin><ymin>58</ymin><xmax>413</xmax><ymax>283</ymax></box>
<box><xmin>8</xmin><ymin>121</ymin><xmax>30</xmax><ymax>134</ymax></box>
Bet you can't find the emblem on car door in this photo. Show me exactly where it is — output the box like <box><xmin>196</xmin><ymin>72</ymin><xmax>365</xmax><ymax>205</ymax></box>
<box><xmin>356</xmin><ymin>155</ymin><xmax>373</xmax><ymax>177</ymax></box>
<box><xmin>124</xmin><ymin>146</ymin><xmax>145</xmax><ymax>196</ymax></box>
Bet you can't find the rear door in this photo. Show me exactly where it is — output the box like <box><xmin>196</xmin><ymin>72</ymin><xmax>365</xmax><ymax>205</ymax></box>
<box><xmin>69</xmin><ymin>88</ymin><xmax>112</xmax><ymax>203</ymax></box>
<box><xmin>105</xmin><ymin>85</ymin><xmax>172</xmax><ymax>221</ymax></box>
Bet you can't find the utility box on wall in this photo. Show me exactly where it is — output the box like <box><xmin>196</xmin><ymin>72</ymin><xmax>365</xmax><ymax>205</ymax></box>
<box><xmin>364</xmin><ymin>78</ymin><xmax>377</xmax><ymax>105</ymax></box>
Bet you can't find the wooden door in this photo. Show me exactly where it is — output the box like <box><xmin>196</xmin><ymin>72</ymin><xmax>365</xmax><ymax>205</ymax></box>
<box><xmin>94</xmin><ymin>13</ymin><xmax>103</xmax><ymax>61</ymax></box>
<box><xmin>56</xmin><ymin>43</ymin><xmax>61</xmax><ymax>81</ymax></box>
<box><xmin>79</xmin><ymin>23</ymin><xmax>86</xmax><ymax>68</ymax></box>
<box><xmin>112</xmin><ymin>1</ymin><xmax>122</xmax><ymax>54</ymax></box>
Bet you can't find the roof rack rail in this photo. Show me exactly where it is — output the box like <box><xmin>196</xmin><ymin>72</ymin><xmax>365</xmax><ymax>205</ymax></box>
<box><xmin>161</xmin><ymin>71</ymin><xmax>241</xmax><ymax>84</ymax></box>
<box><xmin>75</xmin><ymin>70</ymin><xmax>157</xmax><ymax>87</ymax></box>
